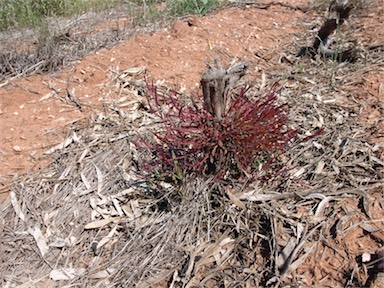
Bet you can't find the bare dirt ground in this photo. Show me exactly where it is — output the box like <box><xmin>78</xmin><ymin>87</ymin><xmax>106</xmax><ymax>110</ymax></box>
<box><xmin>0</xmin><ymin>0</ymin><xmax>383</xmax><ymax>287</ymax></box>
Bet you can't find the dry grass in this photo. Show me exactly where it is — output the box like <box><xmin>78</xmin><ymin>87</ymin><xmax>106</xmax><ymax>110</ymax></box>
<box><xmin>0</xmin><ymin>2</ymin><xmax>169</xmax><ymax>84</ymax></box>
<box><xmin>0</xmin><ymin>0</ymin><xmax>223</xmax><ymax>84</ymax></box>
<box><xmin>1</xmin><ymin>1</ymin><xmax>383</xmax><ymax>287</ymax></box>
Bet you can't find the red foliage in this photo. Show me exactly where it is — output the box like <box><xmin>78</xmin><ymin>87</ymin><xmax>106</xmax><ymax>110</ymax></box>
<box><xmin>138</xmin><ymin>83</ymin><xmax>298</xmax><ymax>179</ymax></box>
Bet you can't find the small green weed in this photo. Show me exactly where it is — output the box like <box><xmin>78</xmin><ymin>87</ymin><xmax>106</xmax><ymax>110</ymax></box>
<box><xmin>126</xmin><ymin>0</ymin><xmax>161</xmax><ymax>26</ymax></box>
<box><xmin>167</xmin><ymin>0</ymin><xmax>219</xmax><ymax>16</ymax></box>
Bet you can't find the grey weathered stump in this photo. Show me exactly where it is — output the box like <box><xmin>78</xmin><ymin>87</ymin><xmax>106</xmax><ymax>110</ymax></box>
<box><xmin>201</xmin><ymin>61</ymin><xmax>248</xmax><ymax>121</ymax></box>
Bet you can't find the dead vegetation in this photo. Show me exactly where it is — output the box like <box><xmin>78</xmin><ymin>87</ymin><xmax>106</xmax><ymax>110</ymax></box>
<box><xmin>1</xmin><ymin>54</ymin><xmax>383</xmax><ymax>286</ymax></box>
<box><xmin>1</xmin><ymin>0</ymin><xmax>383</xmax><ymax>287</ymax></box>
<box><xmin>0</xmin><ymin>3</ymin><xmax>168</xmax><ymax>85</ymax></box>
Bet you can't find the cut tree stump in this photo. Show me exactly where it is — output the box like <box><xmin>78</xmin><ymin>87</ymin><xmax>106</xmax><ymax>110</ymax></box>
<box><xmin>201</xmin><ymin>60</ymin><xmax>248</xmax><ymax>120</ymax></box>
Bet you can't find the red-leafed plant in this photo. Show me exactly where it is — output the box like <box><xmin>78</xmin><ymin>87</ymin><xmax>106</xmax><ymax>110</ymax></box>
<box><xmin>136</xmin><ymin>80</ymin><xmax>298</xmax><ymax>181</ymax></box>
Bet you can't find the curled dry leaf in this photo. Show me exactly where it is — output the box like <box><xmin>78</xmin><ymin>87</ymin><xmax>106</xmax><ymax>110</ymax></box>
<box><xmin>28</xmin><ymin>225</ymin><xmax>49</xmax><ymax>257</ymax></box>
<box><xmin>84</xmin><ymin>217</ymin><xmax>120</xmax><ymax>229</ymax></box>
<box><xmin>10</xmin><ymin>191</ymin><xmax>25</xmax><ymax>222</ymax></box>
<box><xmin>50</xmin><ymin>268</ymin><xmax>86</xmax><ymax>281</ymax></box>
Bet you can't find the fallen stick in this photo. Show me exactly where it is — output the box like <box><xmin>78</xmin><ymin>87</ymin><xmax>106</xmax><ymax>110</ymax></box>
<box><xmin>0</xmin><ymin>60</ymin><xmax>45</xmax><ymax>88</ymax></box>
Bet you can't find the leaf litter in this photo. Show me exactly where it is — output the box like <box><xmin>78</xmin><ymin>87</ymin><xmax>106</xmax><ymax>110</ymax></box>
<box><xmin>1</xmin><ymin>1</ymin><xmax>383</xmax><ymax>287</ymax></box>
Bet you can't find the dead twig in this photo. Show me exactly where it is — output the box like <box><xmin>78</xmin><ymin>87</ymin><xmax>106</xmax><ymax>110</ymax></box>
<box><xmin>0</xmin><ymin>60</ymin><xmax>45</xmax><ymax>88</ymax></box>
<box><xmin>227</xmin><ymin>1</ymin><xmax>309</xmax><ymax>12</ymax></box>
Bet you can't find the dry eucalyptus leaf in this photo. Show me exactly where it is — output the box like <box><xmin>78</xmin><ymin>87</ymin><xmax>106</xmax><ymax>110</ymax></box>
<box><xmin>121</xmin><ymin>66</ymin><xmax>146</xmax><ymax>76</ymax></box>
<box><xmin>10</xmin><ymin>191</ymin><xmax>26</xmax><ymax>222</ymax></box>
<box><xmin>50</xmin><ymin>268</ymin><xmax>86</xmax><ymax>281</ymax></box>
<box><xmin>28</xmin><ymin>225</ymin><xmax>49</xmax><ymax>257</ymax></box>
<box><xmin>84</xmin><ymin>217</ymin><xmax>118</xmax><ymax>229</ymax></box>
